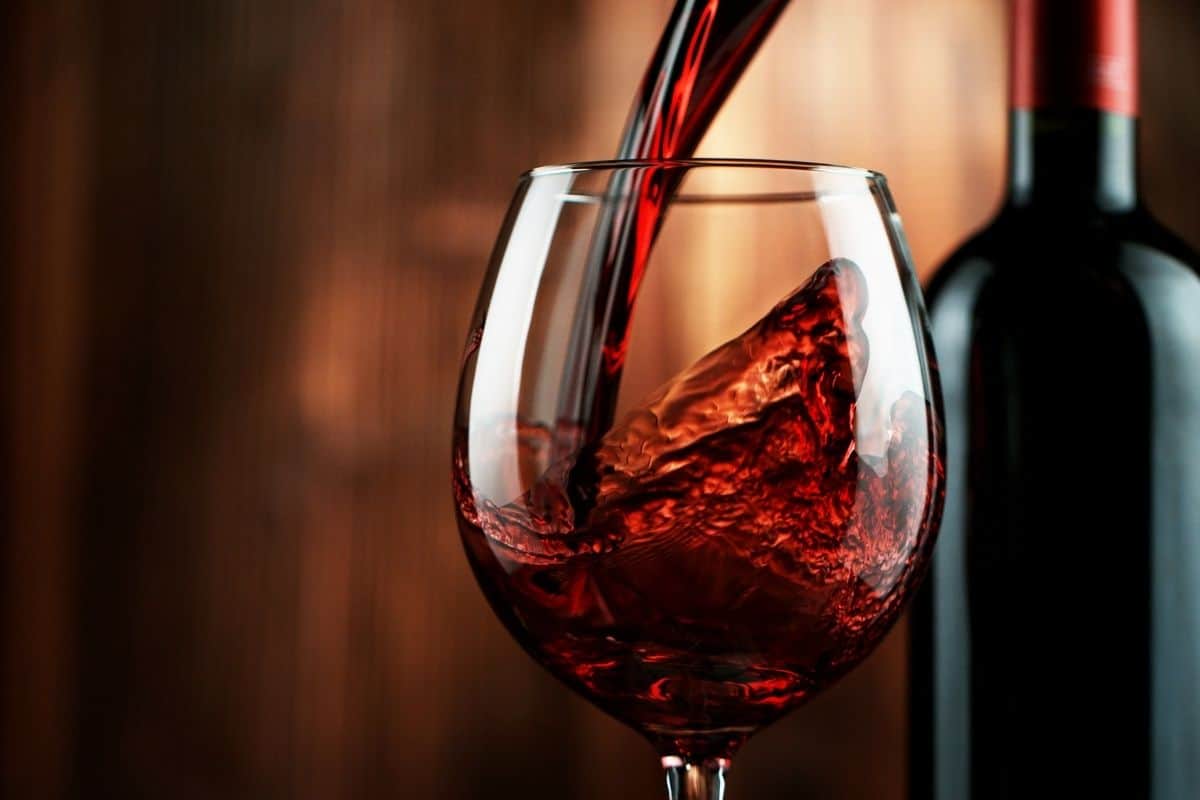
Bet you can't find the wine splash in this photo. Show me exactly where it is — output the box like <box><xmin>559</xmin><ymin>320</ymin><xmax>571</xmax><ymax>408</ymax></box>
<box><xmin>559</xmin><ymin>0</ymin><xmax>792</xmax><ymax>460</ymax></box>
<box><xmin>455</xmin><ymin>260</ymin><xmax>941</xmax><ymax>759</ymax></box>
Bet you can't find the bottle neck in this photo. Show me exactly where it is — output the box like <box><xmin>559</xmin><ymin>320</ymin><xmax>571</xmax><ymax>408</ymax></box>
<box><xmin>1006</xmin><ymin>0</ymin><xmax>1140</xmax><ymax>213</ymax></box>
<box><xmin>1005</xmin><ymin>108</ymin><xmax>1139</xmax><ymax>212</ymax></box>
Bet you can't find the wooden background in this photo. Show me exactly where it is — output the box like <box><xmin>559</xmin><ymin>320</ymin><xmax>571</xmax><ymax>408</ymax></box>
<box><xmin>3</xmin><ymin>0</ymin><xmax>1199</xmax><ymax>797</ymax></box>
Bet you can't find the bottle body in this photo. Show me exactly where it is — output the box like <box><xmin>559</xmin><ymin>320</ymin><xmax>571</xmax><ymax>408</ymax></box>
<box><xmin>910</xmin><ymin>206</ymin><xmax>1200</xmax><ymax>798</ymax></box>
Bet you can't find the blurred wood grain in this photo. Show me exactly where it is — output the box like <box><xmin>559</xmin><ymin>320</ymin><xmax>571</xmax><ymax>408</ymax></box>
<box><xmin>2</xmin><ymin>1</ymin><xmax>1198</xmax><ymax>797</ymax></box>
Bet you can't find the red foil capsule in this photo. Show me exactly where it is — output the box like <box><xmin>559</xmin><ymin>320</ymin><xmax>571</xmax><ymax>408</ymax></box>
<box><xmin>1010</xmin><ymin>0</ymin><xmax>1139</xmax><ymax>117</ymax></box>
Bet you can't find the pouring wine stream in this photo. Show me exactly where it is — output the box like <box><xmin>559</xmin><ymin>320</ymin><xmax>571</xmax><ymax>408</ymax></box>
<box><xmin>556</xmin><ymin>1</ymin><xmax>790</xmax><ymax>511</ymax></box>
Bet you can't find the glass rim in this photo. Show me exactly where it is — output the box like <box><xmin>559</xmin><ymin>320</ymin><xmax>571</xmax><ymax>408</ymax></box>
<box><xmin>524</xmin><ymin>157</ymin><xmax>885</xmax><ymax>182</ymax></box>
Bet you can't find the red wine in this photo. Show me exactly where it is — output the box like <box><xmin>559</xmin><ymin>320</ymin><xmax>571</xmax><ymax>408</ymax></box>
<box><xmin>456</xmin><ymin>260</ymin><xmax>941</xmax><ymax>760</ymax></box>
<box><xmin>909</xmin><ymin>2</ymin><xmax>1200</xmax><ymax>798</ymax></box>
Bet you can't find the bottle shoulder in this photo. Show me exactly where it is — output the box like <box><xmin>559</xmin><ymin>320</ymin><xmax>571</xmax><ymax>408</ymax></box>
<box><xmin>926</xmin><ymin>206</ymin><xmax>1200</xmax><ymax>307</ymax></box>
<box><xmin>1123</xmin><ymin>209</ymin><xmax>1200</xmax><ymax>270</ymax></box>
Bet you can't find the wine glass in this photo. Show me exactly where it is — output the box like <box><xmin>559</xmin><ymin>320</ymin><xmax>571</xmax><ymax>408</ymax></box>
<box><xmin>452</xmin><ymin>159</ymin><xmax>944</xmax><ymax>799</ymax></box>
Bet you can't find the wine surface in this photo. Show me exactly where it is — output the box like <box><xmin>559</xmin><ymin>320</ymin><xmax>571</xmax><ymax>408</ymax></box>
<box><xmin>456</xmin><ymin>260</ymin><xmax>941</xmax><ymax>758</ymax></box>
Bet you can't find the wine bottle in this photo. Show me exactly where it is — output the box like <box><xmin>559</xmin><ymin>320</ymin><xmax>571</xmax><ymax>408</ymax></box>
<box><xmin>909</xmin><ymin>1</ymin><xmax>1200</xmax><ymax>798</ymax></box>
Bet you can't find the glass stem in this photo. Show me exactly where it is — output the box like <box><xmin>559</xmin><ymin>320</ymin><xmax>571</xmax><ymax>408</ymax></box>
<box><xmin>663</xmin><ymin>758</ymin><xmax>729</xmax><ymax>800</ymax></box>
